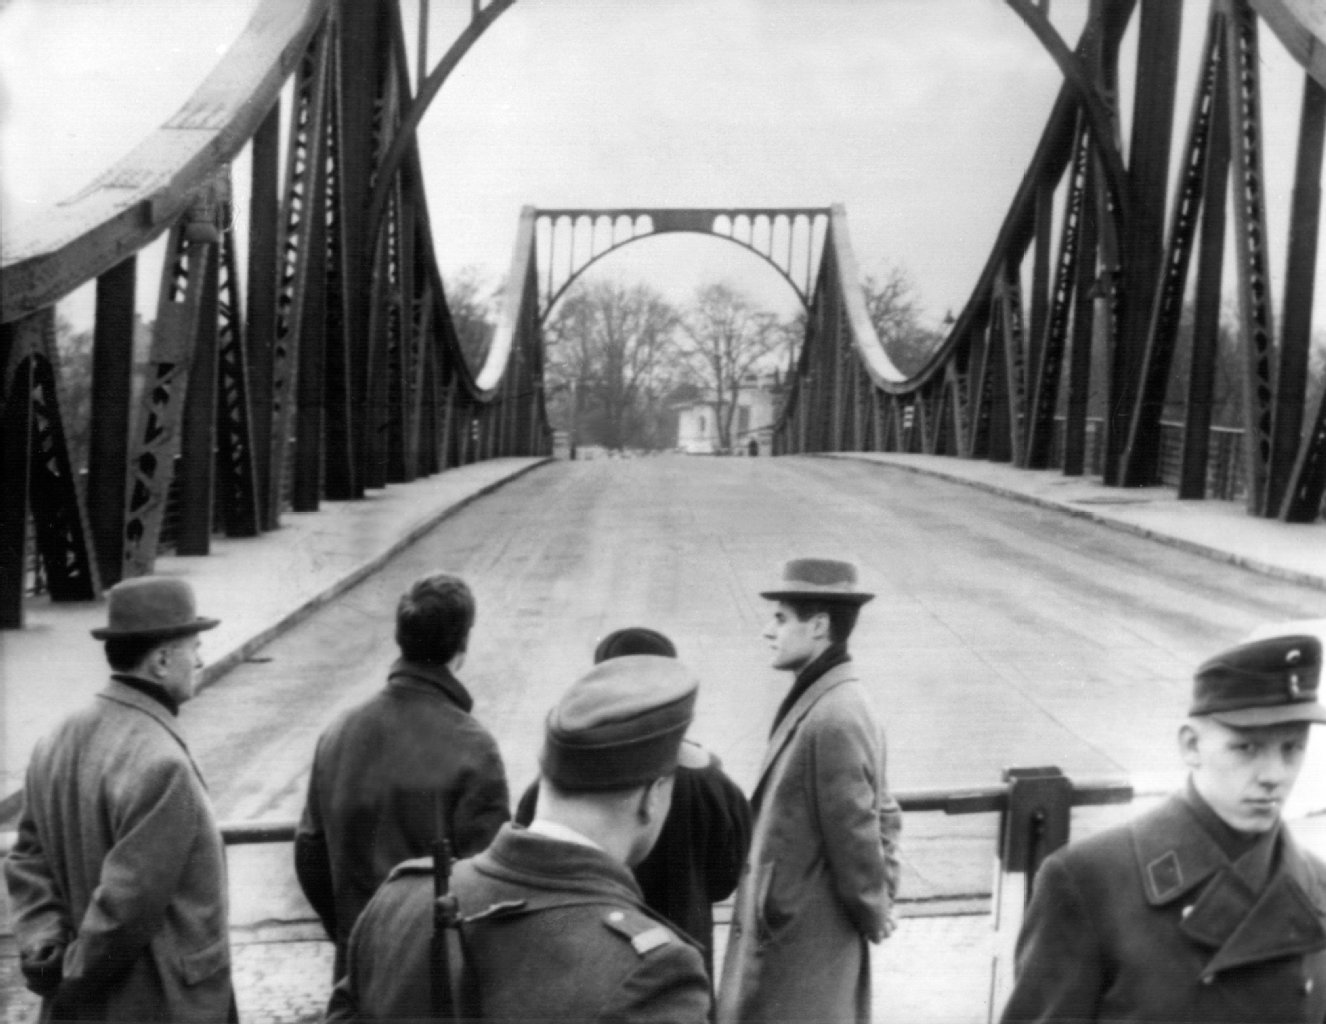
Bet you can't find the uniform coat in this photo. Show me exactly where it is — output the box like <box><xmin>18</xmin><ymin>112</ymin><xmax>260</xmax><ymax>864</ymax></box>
<box><xmin>1000</xmin><ymin>791</ymin><xmax>1326</xmax><ymax>1023</ymax></box>
<box><xmin>515</xmin><ymin>742</ymin><xmax>752</xmax><ymax>975</ymax></box>
<box><xmin>326</xmin><ymin>824</ymin><xmax>711</xmax><ymax>1023</ymax></box>
<box><xmin>295</xmin><ymin>659</ymin><xmax>509</xmax><ymax>974</ymax></box>
<box><xmin>718</xmin><ymin>660</ymin><xmax>902</xmax><ymax>1024</ymax></box>
<box><xmin>4</xmin><ymin>680</ymin><xmax>234</xmax><ymax>1023</ymax></box>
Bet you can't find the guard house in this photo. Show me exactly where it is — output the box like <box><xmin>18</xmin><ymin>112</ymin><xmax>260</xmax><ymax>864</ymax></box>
<box><xmin>675</xmin><ymin>373</ymin><xmax>781</xmax><ymax>455</ymax></box>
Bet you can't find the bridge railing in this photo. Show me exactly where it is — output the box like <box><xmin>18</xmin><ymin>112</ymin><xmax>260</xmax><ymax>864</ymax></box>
<box><xmin>0</xmin><ymin>0</ymin><xmax>549</xmax><ymax>630</ymax></box>
<box><xmin>0</xmin><ymin>766</ymin><xmax>1130</xmax><ymax>1023</ymax></box>
<box><xmin>776</xmin><ymin>0</ymin><xmax>1326</xmax><ymax>525</ymax></box>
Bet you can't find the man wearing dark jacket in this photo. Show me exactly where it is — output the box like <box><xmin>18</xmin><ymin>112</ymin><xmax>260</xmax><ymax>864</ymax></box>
<box><xmin>326</xmin><ymin>654</ymin><xmax>711</xmax><ymax>1023</ymax></box>
<box><xmin>295</xmin><ymin>572</ymin><xmax>510</xmax><ymax>977</ymax></box>
<box><xmin>1000</xmin><ymin>632</ymin><xmax>1326</xmax><ymax>1024</ymax></box>
<box><xmin>515</xmin><ymin>626</ymin><xmax>751</xmax><ymax>975</ymax></box>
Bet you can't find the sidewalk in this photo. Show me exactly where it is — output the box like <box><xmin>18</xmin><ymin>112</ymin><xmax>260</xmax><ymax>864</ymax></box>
<box><xmin>0</xmin><ymin>456</ymin><xmax>552</xmax><ymax>820</ymax></box>
<box><xmin>821</xmin><ymin>452</ymin><xmax>1326</xmax><ymax>593</ymax></box>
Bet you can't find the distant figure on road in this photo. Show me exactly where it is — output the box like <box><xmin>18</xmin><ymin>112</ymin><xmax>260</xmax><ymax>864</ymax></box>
<box><xmin>1000</xmin><ymin>632</ymin><xmax>1326</xmax><ymax>1024</ymax></box>
<box><xmin>326</xmin><ymin>654</ymin><xmax>711</xmax><ymax>1023</ymax></box>
<box><xmin>514</xmin><ymin>626</ymin><xmax>752</xmax><ymax>976</ymax></box>
<box><xmin>295</xmin><ymin>571</ymin><xmax>510</xmax><ymax>979</ymax></box>
<box><xmin>747</xmin><ymin>437</ymin><xmax>759</xmax><ymax>456</ymax></box>
<box><xmin>718</xmin><ymin>558</ymin><xmax>902</xmax><ymax>1024</ymax></box>
<box><xmin>4</xmin><ymin>577</ymin><xmax>236</xmax><ymax>1022</ymax></box>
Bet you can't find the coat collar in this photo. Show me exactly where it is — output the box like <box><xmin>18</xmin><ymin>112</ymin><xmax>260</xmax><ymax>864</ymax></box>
<box><xmin>387</xmin><ymin>658</ymin><xmax>473</xmax><ymax>712</ymax></box>
<box><xmin>469</xmin><ymin>824</ymin><xmax>644</xmax><ymax>906</ymax></box>
<box><xmin>100</xmin><ymin>677</ymin><xmax>187</xmax><ymax>746</ymax></box>
<box><xmin>98</xmin><ymin>678</ymin><xmax>204</xmax><ymax>784</ymax></box>
<box><xmin>753</xmin><ymin>660</ymin><xmax>858</xmax><ymax>803</ymax></box>
<box><xmin>1131</xmin><ymin>792</ymin><xmax>1326</xmax><ymax>978</ymax></box>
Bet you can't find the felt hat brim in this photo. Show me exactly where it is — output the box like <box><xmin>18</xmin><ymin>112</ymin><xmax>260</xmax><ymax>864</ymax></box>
<box><xmin>90</xmin><ymin>617</ymin><xmax>220</xmax><ymax>641</ymax></box>
<box><xmin>760</xmin><ymin>588</ymin><xmax>874</xmax><ymax>606</ymax></box>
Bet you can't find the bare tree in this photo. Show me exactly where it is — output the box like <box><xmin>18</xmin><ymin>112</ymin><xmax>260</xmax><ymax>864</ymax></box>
<box><xmin>443</xmin><ymin>265</ymin><xmax>503</xmax><ymax>370</ymax></box>
<box><xmin>544</xmin><ymin>278</ymin><xmax>681</xmax><ymax>450</ymax></box>
<box><xmin>861</xmin><ymin>264</ymin><xmax>942</xmax><ymax>376</ymax></box>
<box><xmin>679</xmin><ymin>282</ymin><xmax>786</xmax><ymax>451</ymax></box>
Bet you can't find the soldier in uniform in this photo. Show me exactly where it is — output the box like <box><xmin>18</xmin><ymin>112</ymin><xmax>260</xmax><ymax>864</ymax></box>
<box><xmin>326</xmin><ymin>654</ymin><xmax>711</xmax><ymax>1023</ymax></box>
<box><xmin>1000</xmin><ymin>632</ymin><xmax>1326</xmax><ymax>1024</ymax></box>
<box><xmin>514</xmin><ymin>626</ymin><xmax>752</xmax><ymax>976</ymax></box>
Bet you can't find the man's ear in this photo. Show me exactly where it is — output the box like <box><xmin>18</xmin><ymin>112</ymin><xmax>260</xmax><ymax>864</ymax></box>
<box><xmin>1178</xmin><ymin>721</ymin><xmax>1202</xmax><ymax>769</ymax></box>
<box><xmin>638</xmin><ymin>776</ymin><xmax>671</xmax><ymax>823</ymax></box>
<box><xmin>811</xmin><ymin>611</ymin><xmax>831</xmax><ymax>641</ymax></box>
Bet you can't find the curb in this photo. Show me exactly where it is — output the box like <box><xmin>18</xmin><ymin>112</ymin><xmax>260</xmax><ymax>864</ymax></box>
<box><xmin>194</xmin><ymin>458</ymin><xmax>554</xmax><ymax>694</ymax></box>
<box><xmin>0</xmin><ymin>459</ymin><xmax>554</xmax><ymax>827</ymax></box>
<box><xmin>820</xmin><ymin>453</ymin><xmax>1326</xmax><ymax>594</ymax></box>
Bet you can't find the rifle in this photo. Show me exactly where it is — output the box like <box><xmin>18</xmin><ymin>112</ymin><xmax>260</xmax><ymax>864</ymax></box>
<box><xmin>432</xmin><ymin>833</ymin><xmax>470</xmax><ymax>1021</ymax></box>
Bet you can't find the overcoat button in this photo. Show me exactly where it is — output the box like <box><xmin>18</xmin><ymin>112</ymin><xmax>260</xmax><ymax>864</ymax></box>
<box><xmin>608</xmin><ymin>911</ymin><xmax>624</xmax><ymax>923</ymax></box>
<box><xmin>1201</xmin><ymin>976</ymin><xmax>1214</xmax><ymax>986</ymax></box>
<box><xmin>1305</xmin><ymin>978</ymin><xmax>1315</xmax><ymax>995</ymax></box>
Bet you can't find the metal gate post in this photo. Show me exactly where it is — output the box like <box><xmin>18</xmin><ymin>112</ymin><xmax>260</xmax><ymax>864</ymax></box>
<box><xmin>988</xmin><ymin>766</ymin><xmax>1073</xmax><ymax>1022</ymax></box>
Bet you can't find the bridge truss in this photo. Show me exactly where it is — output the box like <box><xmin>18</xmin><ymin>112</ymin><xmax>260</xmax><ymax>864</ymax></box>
<box><xmin>2</xmin><ymin>0</ymin><xmax>1324</xmax><ymax>629</ymax></box>
<box><xmin>0</xmin><ymin>0</ymin><xmax>547</xmax><ymax>628</ymax></box>
<box><xmin>776</xmin><ymin>0</ymin><xmax>1326</xmax><ymax>529</ymax></box>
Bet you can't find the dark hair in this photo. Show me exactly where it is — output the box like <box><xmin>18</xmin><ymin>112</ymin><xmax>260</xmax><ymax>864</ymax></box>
<box><xmin>593</xmin><ymin>627</ymin><xmax>677</xmax><ymax>663</ymax></box>
<box><xmin>396</xmin><ymin>573</ymin><xmax>475</xmax><ymax>665</ymax></box>
<box><xmin>784</xmin><ymin>599</ymin><xmax>859</xmax><ymax>645</ymax></box>
<box><xmin>105</xmin><ymin>635</ymin><xmax>166</xmax><ymax>672</ymax></box>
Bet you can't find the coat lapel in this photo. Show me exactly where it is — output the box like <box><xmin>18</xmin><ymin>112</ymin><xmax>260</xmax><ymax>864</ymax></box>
<box><xmin>752</xmin><ymin>662</ymin><xmax>857</xmax><ymax>810</ymax></box>
<box><xmin>1133</xmin><ymin>795</ymin><xmax>1326</xmax><ymax>979</ymax></box>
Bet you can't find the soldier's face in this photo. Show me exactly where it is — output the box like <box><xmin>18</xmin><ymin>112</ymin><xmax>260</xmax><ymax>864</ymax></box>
<box><xmin>764</xmin><ymin>602</ymin><xmax>825</xmax><ymax>672</ymax></box>
<box><xmin>1181</xmin><ymin>718</ymin><xmax>1311</xmax><ymax>833</ymax></box>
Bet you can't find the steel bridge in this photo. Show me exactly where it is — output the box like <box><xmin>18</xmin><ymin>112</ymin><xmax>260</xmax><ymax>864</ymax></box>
<box><xmin>2</xmin><ymin>0</ymin><xmax>1325</xmax><ymax>630</ymax></box>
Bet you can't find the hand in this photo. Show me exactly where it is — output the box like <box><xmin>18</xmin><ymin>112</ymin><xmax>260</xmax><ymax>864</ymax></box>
<box><xmin>19</xmin><ymin>943</ymin><xmax>64</xmax><ymax>998</ymax></box>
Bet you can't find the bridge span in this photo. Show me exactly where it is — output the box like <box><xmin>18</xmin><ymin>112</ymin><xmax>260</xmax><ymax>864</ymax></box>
<box><xmin>3</xmin><ymin>454</ymin><xmax>1324</xmax><ymax>1023</ymax></box>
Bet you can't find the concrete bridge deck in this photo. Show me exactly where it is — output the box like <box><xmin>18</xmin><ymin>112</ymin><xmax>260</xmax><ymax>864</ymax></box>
<box><xmin>3</xmin><ymin>452</ymin><xmax>1325</xmax><ymax>1024</ymax></box>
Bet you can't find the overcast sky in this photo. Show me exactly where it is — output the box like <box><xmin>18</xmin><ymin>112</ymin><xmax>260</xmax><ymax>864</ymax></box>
<box><xmin>0</xmin><ymin>0</ymin><xmax>1317</xmax><ymax>330</ymax></box>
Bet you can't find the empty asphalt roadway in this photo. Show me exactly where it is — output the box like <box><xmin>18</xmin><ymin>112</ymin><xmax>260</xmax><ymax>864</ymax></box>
<box><xmin>178</xmin><ymin>454</ymin><xmax>1326</xmax><ymax>914</ymax></box>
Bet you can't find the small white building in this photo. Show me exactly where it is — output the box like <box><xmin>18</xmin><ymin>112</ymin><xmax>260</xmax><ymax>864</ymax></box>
<box><xmin>675</xmin><ymin>375</ymin><xmax>781</xmax><ymax>455</ymax></box>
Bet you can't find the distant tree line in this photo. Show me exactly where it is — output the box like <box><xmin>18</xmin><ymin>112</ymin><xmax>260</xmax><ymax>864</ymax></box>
<box><xmin>45</xmin><ymin>272</ymin><xmax>1324</xmax><ymax>477</ymax></box>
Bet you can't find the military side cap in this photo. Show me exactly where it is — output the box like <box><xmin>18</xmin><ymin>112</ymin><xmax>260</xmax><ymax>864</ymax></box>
<box><xmin>1190</xmin><ymin>634</ymin><xmax>1326</xmax><ymax>727</ymax></box>
<box><xmin>90</xmin><ymin>577</ymin><xmax>220</xmax><ymax>640</ymax></box>
<box><xmin>541</xmin><ymin>655</ymin><xmax>698</xmax><ymax>791</ymax></box>
<box><xmin>759</xmin><ymin>557</ymin><xmax>874</xmax><ymax>605</ymax></box>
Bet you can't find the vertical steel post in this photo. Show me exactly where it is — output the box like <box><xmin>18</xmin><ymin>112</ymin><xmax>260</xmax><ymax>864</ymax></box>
<box><xmin>175</xmin><ymin>230</ymin><xmax>221</xmax><ymax>557</ymax></box>
<box><xmin>1273</xmin><ymin>74</ymin><xmax>1326</xmax><ymax>518</ymax></box>
<box><xmin>1223</xmin><ymin>0</ymin><xmax>1276</xmax><ymax>514</ymax></box>
<box><xmin>89</xmin><ymin>258</ymin><xmax>138</xmax><ymax>587</ymax></box>
<box><xmin>247</xmin><ymin>103</ymin><xmax>281</xmax><ymax>530</ymax></box>
<box><xmin>0</xmin><ymin>320</ymin><xmax>36</xmax><ymax>628</ymax></box>
<box><xmin>1180</xmin><ymin>18</ymin><xmax>1232</xmax><ymax>501</ymax></box>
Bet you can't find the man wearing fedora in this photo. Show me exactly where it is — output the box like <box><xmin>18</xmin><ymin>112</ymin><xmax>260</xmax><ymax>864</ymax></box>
<box><xmin>1000</xmin><ymin>633</ymin><xmax>1326</xmax><ymax>1024</ymax></box>
<box><xmin>718</xmin><ymin>558</ymin><xmax>902</xmax><ymax>1024</ymax></box>
<box><xmin>4</xmin><ymin>576</ymin><xmax>236</xmax><ymax>1022</ymax></box>
<box><xmin>326</xmin><ymin>654</ymin><xmax>711</xmax><ymax>1023</ymax></box>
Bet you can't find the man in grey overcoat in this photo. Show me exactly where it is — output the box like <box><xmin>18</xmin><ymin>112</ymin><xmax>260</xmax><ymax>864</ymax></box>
<box><xmin>718</xmin><ymin>558</ymin><xmax>902</xmax><ymax>1024</ymax></box>
<box><xmin>5</xmin><ymin>577</ymin><xmax>235</xmax><ymax>1022</ymax></box>
<box><xmin>295</xmin><ymin>571</ymin><xmax>510</xmax><ymax>978</ymax></box>
<box><xmin>1000</xmin><ymin>632</ymin><xmax>1326</xmax><ymax>1023</ymax></box>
